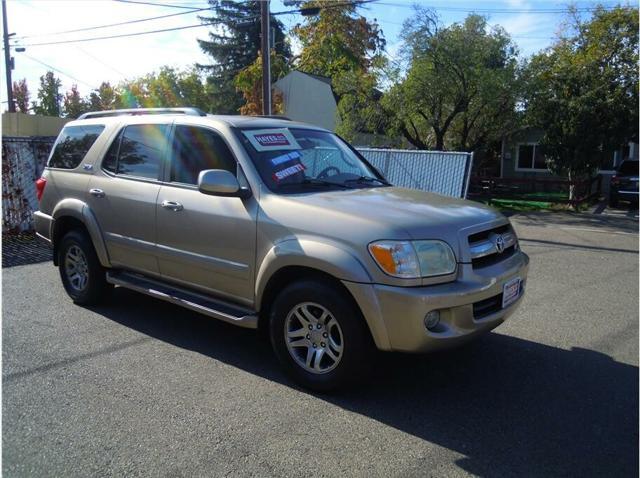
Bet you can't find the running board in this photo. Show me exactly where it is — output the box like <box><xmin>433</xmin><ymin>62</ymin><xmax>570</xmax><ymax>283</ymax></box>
<box><xmin>106</xmin><ymin>271</ymin><xmax>258</xmax><ymax>329</ymax></box>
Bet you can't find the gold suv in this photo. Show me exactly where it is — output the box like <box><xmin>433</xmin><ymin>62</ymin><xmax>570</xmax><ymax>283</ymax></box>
<box><xmin>35</xmin><ymin>108</ymin><xmax>529</xmax><ymax>390</ymax></box>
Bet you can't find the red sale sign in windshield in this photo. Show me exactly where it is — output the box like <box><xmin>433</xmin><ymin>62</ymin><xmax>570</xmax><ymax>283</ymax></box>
<box><xmin>242</xmin><ymin>128</ymin><xmax>301</xmax><ymax>152</ymax></box>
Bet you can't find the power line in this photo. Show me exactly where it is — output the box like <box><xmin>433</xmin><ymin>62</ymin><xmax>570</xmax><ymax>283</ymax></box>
<box><xmin>20</xmin><ymin>54</ymin><xmax>95</xmax><ymax>88</ymax></box>
<box><xmin>113</xmin><ymin>0</ymin><xmax>205</xmax><ymax>10</ymax></box>
<box><xmin>373</xmin><ymin>1</ymin><xmax>631</xmax><ymax>14</ymax></box>
<box><xmin>16</xmin><ymin>1</ymin><xmax>373</xmax><ymax>48</ymax></box>
<box><xmin>16</xmin><ymin>7</ymin><xmax>208</xmax><ymax>40</ymax></box>
<box><xmin>18</xmin><ymin>20</ymin><xmax>223</xmax><ymax>47</ymax></box>
<box><xmin>75</xmin><ymin>46</ymin><xmax>129</xmax><ymax>77</ymax></box>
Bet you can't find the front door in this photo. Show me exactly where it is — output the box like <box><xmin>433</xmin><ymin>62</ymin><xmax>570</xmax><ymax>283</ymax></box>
<box><xmin>155</xmin><ymin>124</ymin><xmax>258</xmax><ymax>306</ymax></box>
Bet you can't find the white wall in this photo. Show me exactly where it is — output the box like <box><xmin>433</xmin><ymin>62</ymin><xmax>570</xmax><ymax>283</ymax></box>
<box><xmin>274</xmin><ymin>71</ymin><xmax>338</xmax><ymax>131</ymax></box>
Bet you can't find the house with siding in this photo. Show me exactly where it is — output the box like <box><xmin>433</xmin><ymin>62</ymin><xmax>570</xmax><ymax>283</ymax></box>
<box><xmin>500</xmin><ymin>127</ymin><xmax>639</xmax><ymax>193</ymax></box>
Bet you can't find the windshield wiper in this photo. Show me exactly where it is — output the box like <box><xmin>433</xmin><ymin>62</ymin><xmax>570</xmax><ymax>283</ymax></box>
<box><xmin>277</xmin><ymin>178</ymin><xmax>352</xmax><ymax>189</ymax></box>
<box><xmin>344</xmin><ymin>176</ymin><xmax>391</xmax><ymax>186</ymax></box>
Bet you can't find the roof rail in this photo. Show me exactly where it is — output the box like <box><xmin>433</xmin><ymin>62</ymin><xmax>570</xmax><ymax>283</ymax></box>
<box><xmin>78</xmin><ymin>107</ymin><xmax>207</xmax><ymax>120</ymax></box>
<box><xmin>253</xmin><ymin>115</ymin><xmax>292</xmax><ymax>121</ymax></box>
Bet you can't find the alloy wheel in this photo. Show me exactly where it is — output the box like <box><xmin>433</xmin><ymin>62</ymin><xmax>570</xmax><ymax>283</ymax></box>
<box><xmin>284</xmin><ymin>302</ymin><xmax>344</xmax><ymax>374</ymax></box>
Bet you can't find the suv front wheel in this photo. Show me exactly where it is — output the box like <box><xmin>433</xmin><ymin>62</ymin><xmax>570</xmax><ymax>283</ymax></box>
<box><xmin>269</xmin><ymin>279</ymin><xmax>373</xmax><ymax>391</ymax></box>
<box><xmin>58</xmin><ymin>230</ymin><xmax>111</xmax><ymax>305</ymax></box>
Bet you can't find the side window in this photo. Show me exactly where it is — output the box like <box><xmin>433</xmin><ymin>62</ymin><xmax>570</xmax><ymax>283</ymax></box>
<box><xmin>101</xmin><ymin>129</ymin><xmax>122</xmax><ymax>173</ymax></box>
<box><xmin>48</xmin><ymin>125</ymin><xmax>105</xmax><ymax>169</ymax></box>
<box><xmin>117</xmin><ymin>124</ymin><xmax>169</xmax><ymax>180</ymax></box>
<box><xmin>170</xmin><ymin>125</ymin><xmax>236</xmax><ymax>185</ymax></box>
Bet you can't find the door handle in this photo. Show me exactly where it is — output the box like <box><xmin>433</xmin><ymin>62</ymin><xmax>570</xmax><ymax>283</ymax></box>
<box><xmin>89</xmin><ymin>188</ymin><xmax>105</xmax><ymax>198</ymax></box>
<box><xmin>161</xmin><ymin>200</ymin><xmax>184</xmax><ymax>212</ymax></box>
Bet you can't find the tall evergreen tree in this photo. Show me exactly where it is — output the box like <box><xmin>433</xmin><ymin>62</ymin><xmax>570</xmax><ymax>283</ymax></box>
<box><xmin>197</xmin><ymin>0</ymin><xmax>290</xmax><ymax>113</ymax></box>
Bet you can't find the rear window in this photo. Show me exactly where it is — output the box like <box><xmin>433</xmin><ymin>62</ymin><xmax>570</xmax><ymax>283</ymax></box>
<box><xmin>617</xmin><ymin>161</ymin><xmax>639</xmax><ymax>176</ymax></box>
<box><xmin>48</xmin><ymin>125</ymin><xmax>105</xmax><ymax>169</ymax></box>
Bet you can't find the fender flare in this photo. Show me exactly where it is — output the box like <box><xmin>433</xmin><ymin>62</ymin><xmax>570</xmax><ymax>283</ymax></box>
<box><xmin>255</xmin><ymin>238</ymin><xmax>372</xmax><ymax>310</ymax></box>
<box><xmin>52</xmin><ymin>198</ymin><xmax>111</xmax><ymax>267</ymax></box>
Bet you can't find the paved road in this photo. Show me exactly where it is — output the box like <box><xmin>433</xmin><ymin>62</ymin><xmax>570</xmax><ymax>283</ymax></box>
<box><xmin>3</xmin><ymin>212</ymin><xmax>638</xmax><ymax>477</ymax></box>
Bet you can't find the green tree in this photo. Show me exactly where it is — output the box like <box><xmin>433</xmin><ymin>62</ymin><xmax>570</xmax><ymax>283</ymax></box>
<box><xmin>116</xmin><ymin>67</ymin><xmax>209</xmax><ymax>110</ymax></box>
<box><xmin>293</xmin><ymin>1</ymin><xmax>386</xmax><ymax>138</ymax></box>
<box><xmin>32</xmin><ymin>71</ymin><xmax>62</xmax><ymax>116</ymax></box>
<box><xmin>523</xmin><ymin>5</ymin><xmax>638</xmax><ymax>196</ymax></box>
<box><xmin>293</xmin><ymin>0</ymin><xmax>385</xmax><ymax>78</ymax></box>
<box><xmin>198</xmin><ymin>0</ymin><xmax>291</xmax><ymax>113</ymax></box>
<box><xmin>234</xmin><ymin>51</ymin><xmax>289</xmax><ymax>115</ymax></box>
<box><xmin>12</xmin><ymin>78</ymin><xmax>30</xmax><ymax>113</ymax></box>
<box><xmin>63</xmin><ymin>84</ymin><xmax>90</xmax><ymax>118</ymax></box>
<box><xmin>384</xmin><ymin>10</ymin><xmax>520</xmax><ymax>151</ymax></box>
<box><xmin>89</xmin><ymin>82</ymin><xmax>117</xmax><ymax>111</ymax></box>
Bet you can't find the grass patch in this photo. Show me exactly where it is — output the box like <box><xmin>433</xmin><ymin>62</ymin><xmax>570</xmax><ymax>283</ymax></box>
<box><xmin>480</xmin><ymin>198</ymin><xmax>564</xmax><ymax>212</ymax></box>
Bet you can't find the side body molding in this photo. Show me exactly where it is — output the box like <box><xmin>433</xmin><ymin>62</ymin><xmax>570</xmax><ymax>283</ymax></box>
<box><xmin>52</xmin><ymin>198</ymin><xmax>111</xmax><ymax>267</ymax></box>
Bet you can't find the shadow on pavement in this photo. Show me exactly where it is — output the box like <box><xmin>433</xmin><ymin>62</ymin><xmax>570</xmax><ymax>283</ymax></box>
<box><xmin>87</xmin><ymin>287</ymin><xmax>638</xmax><ymax>477</ymax></box>
<box><xmin>2</xmin><ymin>233</ymin><xmax>52</xmax><ymax>268</ymax></box>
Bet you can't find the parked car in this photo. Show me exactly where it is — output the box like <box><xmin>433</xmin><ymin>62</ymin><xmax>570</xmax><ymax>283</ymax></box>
<box><xmin>610</xmin><ymin>160</ymin><xmax>639</xmax><ymax>207</ymax></box>
<box><xmin>35</xmin><ymin>108</ymin><xmax>529</xmax><ymax>391</ymax></box>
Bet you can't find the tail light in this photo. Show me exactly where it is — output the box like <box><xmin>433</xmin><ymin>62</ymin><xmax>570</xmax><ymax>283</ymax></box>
<box><xmin>35</xmin><ymin>177</ymin><xmax>47</xmax><ymax>202</ymax></box>
<box><xmin>610</xmin><ymin>175</ymin><xmax>620</xmax><ymax>186</ymax></box>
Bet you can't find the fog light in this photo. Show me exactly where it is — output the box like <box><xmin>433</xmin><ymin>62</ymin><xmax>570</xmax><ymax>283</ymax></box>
<box><xmin>424</xmin><ymin>310</ymin><xmax>440</xmax><ymax>331</ymax></box>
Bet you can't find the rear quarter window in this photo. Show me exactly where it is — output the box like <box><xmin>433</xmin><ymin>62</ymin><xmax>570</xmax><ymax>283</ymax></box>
<box><xmin>48</xmin><ymin>125</ymin><xmax>105</xmax><ymax>169</ymax></box>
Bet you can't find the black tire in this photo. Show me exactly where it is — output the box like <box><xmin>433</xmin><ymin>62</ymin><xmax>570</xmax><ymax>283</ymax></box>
<box><xmin>58</xmin><ymin>229</ymin><xmax>111</xmax><ymax>305</ymax></box>
<box><xmin>269</xmin><ymin>279</ymin><xmax>374</xmax><ymax>392</ymax></box>
<box><xmin>610</xmin><ymin>193</ymin><xmax>619</xmax><ymax>208</ymax></box>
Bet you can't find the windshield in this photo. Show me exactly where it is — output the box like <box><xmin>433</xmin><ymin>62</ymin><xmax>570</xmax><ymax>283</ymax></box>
<box><xmin>236</xmin><ymin>127</ymin><xmax>387</xmax><ymax>193</ymax></box>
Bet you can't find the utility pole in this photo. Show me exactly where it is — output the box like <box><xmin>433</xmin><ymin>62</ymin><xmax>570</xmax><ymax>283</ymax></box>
<box><xmin>2</xmin><ymin>0</ymin><xmax>15</xmax><ymax>112</ymax></box>
<box><xmin>260</xmin><ymin>0</ymin><xmax>271</xmax><ymax>116</ymax></box>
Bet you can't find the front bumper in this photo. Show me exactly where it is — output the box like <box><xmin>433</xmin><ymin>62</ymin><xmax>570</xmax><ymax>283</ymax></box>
<box><xmin>344</xmin><ymin>250</ymin><xmax>529</xmax><ymax>353</ymax></box>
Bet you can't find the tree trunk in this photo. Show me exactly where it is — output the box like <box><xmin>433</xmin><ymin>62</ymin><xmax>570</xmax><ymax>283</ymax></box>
<box><xmin>568</xmin><ymin>170</ymin><xmax>575</xmax><ymax>202</ymax></box>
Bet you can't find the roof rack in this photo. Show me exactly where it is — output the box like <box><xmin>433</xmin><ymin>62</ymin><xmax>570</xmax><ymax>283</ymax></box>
<box><xmin>253</xmin><ymin>115</ymin><xmax>292</xmax><ymax>121</ymax></box>
<box><xmin>78</xmin><ymin>107</ymin><xmax>207</xmax><ymax>120</ymax></box>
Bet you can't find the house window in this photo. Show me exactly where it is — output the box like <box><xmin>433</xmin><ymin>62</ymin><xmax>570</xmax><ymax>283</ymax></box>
<box><xmin>516</xmin><ymin>143</ymin><xmax>547</xmax><ymax>171</ymax></box>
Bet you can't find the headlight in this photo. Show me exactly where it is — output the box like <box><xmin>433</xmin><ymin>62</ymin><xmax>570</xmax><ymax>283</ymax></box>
<box><xmin>368</xmin><ymin>240</ymin><xmax>456</xmax><ymax>279</ymax></box>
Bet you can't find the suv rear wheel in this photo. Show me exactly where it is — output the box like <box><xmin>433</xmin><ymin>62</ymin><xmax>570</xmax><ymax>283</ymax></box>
<box><xmin>58</xmin><ymin>230</ymin><xmax>111</xmax><ymax>305</ymax></box>
<box><xmin>269</xmin><ymin>279</ymin><xmax>373</xmax><ymax>391</ymax></box>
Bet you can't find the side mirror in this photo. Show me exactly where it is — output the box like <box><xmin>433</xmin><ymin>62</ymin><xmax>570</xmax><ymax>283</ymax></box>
<box><xmin>198</xmin><ymin>169</ymin><xmax>251</xmax><ymax>198</ymax></box>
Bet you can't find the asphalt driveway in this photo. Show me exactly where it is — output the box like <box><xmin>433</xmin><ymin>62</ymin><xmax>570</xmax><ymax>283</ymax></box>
<box><xmin>3</xmin><ymin>212</ymin><xmax>638</xmax><ymax>477</ymax></box>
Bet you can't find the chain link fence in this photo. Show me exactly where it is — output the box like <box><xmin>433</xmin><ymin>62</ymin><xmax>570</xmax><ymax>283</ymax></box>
<box><xmin>357</xmin><ymin>148</ymin><xmax>473</xmax><ymax>198</ymax></box>
<box><xmin>2</xmin><ymin>136</ymin><xmax>56</xmax><ymax>233</ymax></box>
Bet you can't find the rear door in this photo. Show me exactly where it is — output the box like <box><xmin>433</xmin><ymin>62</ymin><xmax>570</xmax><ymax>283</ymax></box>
<box><xmin>155</xmin><ymin>124</ymin><xmax>258</xmax><ymax>306</ymax></box>
<box><xmin>87</xmin><ymin>121</ymin><xmax>170</xmax><ymax>275</ymax></box>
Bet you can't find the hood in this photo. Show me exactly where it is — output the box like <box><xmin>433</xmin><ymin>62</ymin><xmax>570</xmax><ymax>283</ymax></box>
<box><xmin>260</xmin><ymin>186</ymin><xmax>506</xmax><ymax>257</ymax></box>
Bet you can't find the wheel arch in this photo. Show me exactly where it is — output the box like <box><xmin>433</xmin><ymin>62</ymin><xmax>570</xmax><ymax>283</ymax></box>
<box><xmin>51</xmin><ymin>199</ymin><xmax>110</xmax><ymax>267</ymax></box>
<box><xmin>257</xmin><ymin>265</ymin><xmax>370</xmax><ymax>337</ymax></box>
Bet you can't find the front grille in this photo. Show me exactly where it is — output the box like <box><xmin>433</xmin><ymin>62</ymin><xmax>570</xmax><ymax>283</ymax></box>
<box><xmin>472</xmin><ymin>245</ymin><xmax>516</xmax><ymax>268</ymax></box>
<box><xmin>467</xmin><ymin>224</ymin><xmax>510</xmax><ymax>244</ymax></box>
<box><xmin>468</xmin><ymin>224</ymin><xmax>517</xmax><ymax>269</ymax></box>
<box><xmin>473</xmin><ymin>293</ymin><xmax>503</xmax><ymax>319</ymax></box>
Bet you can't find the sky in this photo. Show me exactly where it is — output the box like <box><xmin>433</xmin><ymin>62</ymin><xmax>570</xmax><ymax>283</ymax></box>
<box><xmin>1</xmin><ymin>0</ymin><xmax>628</xmax><ymax>107</ymax></box>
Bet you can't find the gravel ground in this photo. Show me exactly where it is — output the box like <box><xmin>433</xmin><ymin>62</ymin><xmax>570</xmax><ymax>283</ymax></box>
<box><xmin>2</xmin><ymin>212</ymin><xmax>638</xmax><ymax>477</ymax></box>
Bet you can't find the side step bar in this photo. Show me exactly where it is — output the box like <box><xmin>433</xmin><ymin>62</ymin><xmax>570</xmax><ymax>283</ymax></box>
<box><xmin>106</xmin><ymin>271</ymin><xmax>258</xmax><ymax>329</ymax></box>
